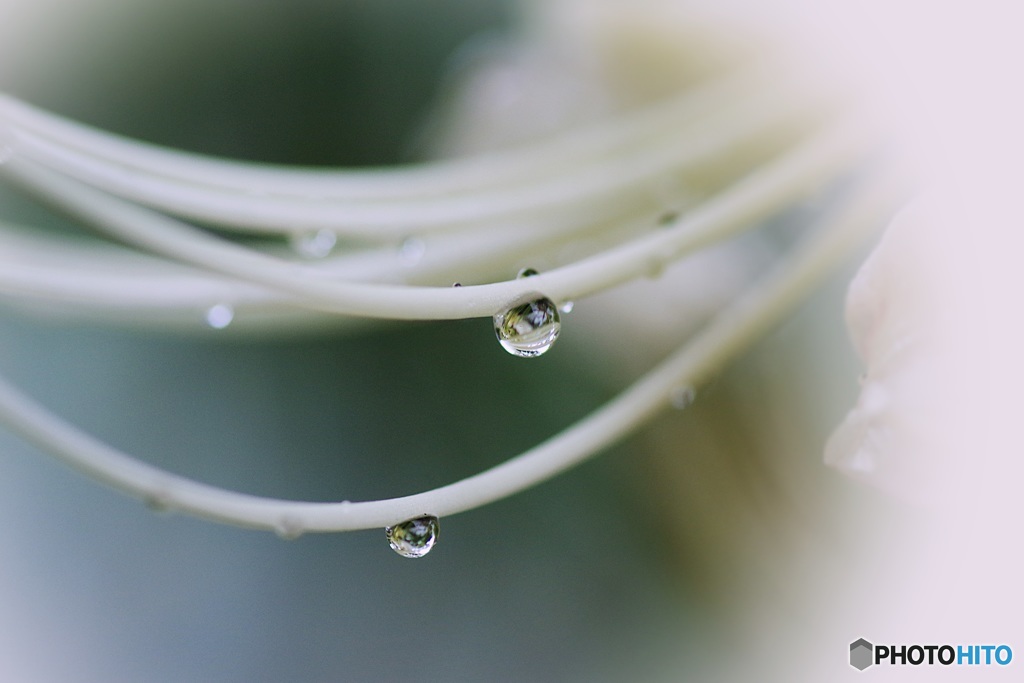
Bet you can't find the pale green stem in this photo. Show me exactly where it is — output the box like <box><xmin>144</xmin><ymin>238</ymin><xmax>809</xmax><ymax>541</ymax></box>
<box><xmin>4</xmin><ymin>83</ymin><xmax>830</xmax><ymax>237</ymax></box>
<box><xmin>0</xmin><ymin>170</ymin><xmax>902</xmax><ymax>533</ymax></box>
<box><xmin>0</xmin><ymin>58</ymin><xmax>806</xmax><ymax>207</ymax></box>
<box><xmin>0</xmin><ymin>117</ymin><xmax>875</xmax><ymax>321</ymax></box>
<box><xmin>0</xmin><ymin>207</ymin><xmax>642</xmax><ymax>319</ymax></box>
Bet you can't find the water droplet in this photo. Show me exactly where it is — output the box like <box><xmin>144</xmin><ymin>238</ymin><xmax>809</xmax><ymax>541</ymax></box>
<box><xmin>291</xmin><ymin>229</ymin><xmax>337</xmax><ymax>259</ymax></box>
<box><xmin>517</xmin><ymin>267</ymin><xmax>539</xmax><ymax>279</ymax></box>
<box><xmin>452</xmin><ymin>282</ymin><xmax>462</xmax><ymax>288</ymax></box>
<box><xmin>386</xmin><ymin>515</ymin><xmax>439</xmax><ymax>558</ymax></box>
<box><xmin>669</xmin><ymin>386</ymin><xmax>696</xmax><ymax>410</ymax></box>
<box><xmin>204</xmin><ymin>304</ymin><xmax>234</xmax><ymax>329</ymax></box>
<box><xmin>274</xmin><ymin>515</ymin><xmax>305</xmax><ymax>540</ymax></box>
<box><xmin>144</xmin><ymin>489</ymin><xmax>174</xmax><ymax>514</ymax></box>
<box><xmin>494</xmin><ymin>295</ymin><xmax>561</xmax><ymax>357</ymax></box>
<box><xmin>560</xmin><ymin>301</ymin><xmax>574</xmax><ymax>314</ymax></box>
<box><xmin>658</xmin><ymin>211</ymin><xmax>680</xmax><ymax>226</ymax></box>
<box><xmin>398</xmin><ymin>237</ymin><xmax>426</xmax><ymax>267</ymax></box>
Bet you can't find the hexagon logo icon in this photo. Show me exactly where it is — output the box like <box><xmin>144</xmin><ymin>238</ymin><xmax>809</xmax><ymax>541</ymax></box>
<box><xmin>850</xmin><ymin>638</ymin><xmax>874</xmax><ymax>670</ymax></box>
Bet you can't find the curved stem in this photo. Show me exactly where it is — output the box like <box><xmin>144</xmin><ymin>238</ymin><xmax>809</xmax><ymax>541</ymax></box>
<box><xmin>0</xmin><ymin>60</ymin><xmax>799</xmax><ymax>204</ymax></box>
<box><xmin>0</xmin><ymin>118</ymin><xmax>875</xmax><ymax>321</ymax></box>
<box><xmin>5</xmin><ymin>86</ymin><xmax>828</xmax><ymax>237</ymax></box>
<box><xmin>0</xmin><ymin>171</ymin><xmax>902</xmax><ymax>533</ymax></box>
<box><xmin>0</xmin><ymin>198</ymin><xmax>663</xmax><ymax>317</ymax></box>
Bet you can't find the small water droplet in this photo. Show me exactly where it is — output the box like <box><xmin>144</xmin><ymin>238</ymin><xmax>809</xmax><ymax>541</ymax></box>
<box><xmin>274</xmin><ymin>516</ymin><xmax>305</xmax><ymax>540</ymax></box>
<box><xmin>494</xmin><ymin>295</ymin><xmax>561</xmax><ymax>357</ymax></box>
<box><xmin>517</xmin><ymin>267</ymin><xmax>539</xmax><ymax>279</ymax></box>
<box><xmin>205</xmin><ymin>304</ymin><xmax>234</xmax><ymax>329</ymax></box>
<box><xmin>386</xmin><ymin>515</ymin><xmax>439</xmax><ymax>558</ymax></box>
<box><xmin>452</xmin><ymin>282</ymin><xmax>462</xmax><ymax>288</ymax></box>
<box><xmin>398</xmin><ymin>237</ymin><xmax>426</xmax><ymax>267</ymax></box>
<box><xmin>560</xmin><ymin>301</ymin><xmax>574</xmax><ymax>314</ymax></box>
<box><xmin>144</xmin><ymin>489</ymin><xmax>173</xmax><ymax>514</ymax></box>
<box><xmin>658</xmin><ymin>211</ymin><xmax>680</xmax><ymax>226</ymax></box>
<box><xmin>669</xmin><ymin>386</ymin><xmax>696</xmax><ymax>409</ymax></box>
<box><xmin>291</xmin><ymin>229</ymin><xmax>337</xmax><ymax>259</ymax></box>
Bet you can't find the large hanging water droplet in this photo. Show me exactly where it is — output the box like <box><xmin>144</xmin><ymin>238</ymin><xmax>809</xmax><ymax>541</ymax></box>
<box><xmin>494</xmin><ymin>295</ymin><xmax>561</xmax><ymax>358</ymax></box>
<box><xmin>291</xmin><ymin>229</ymin><xmax>337</xmax><ymax>259</ymax></box>
<box><xmin>204</xmin><ymin>304</ymin><xmax>234</xmax><ymax>329</ymax></box>
<box><xmin>386</xmin><ymin>515</ymin><xmax>439</xmax><ymax>558</ymax></box>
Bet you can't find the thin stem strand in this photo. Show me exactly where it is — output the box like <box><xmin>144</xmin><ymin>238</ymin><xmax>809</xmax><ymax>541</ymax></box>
<box><xmin>0</xmin><ymin>170</ymin><xmax>901</xmax><ymax>533</ymax></box>
<box><xmin>0</xmin><ymin>59</ymin><xmax>805</xmax><ymax>204</ymax></box>
<box><xmin>5</xmin><ymin>85</ymin><xmax>829</xmax><ymax>236</ymax></box>
<box><xmin>0</xmin><ymin>117</ymin><xmax>876</xmax><ymax>321</ymax></box>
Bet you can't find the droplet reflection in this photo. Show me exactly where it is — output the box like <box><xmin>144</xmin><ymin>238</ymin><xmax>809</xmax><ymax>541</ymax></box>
<box><xmin>494</xmin><ymin>295</ymin><xmax>561</xmax><ymax>358</ymax></box>
<box><xmin>386</xmin><ymin>515</ymin><xmax>440</xmax><ymax>558</ymax></box>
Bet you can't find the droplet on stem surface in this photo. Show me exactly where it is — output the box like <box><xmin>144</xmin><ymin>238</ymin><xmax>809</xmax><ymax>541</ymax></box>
<box><xmin>669</xmin><ymin>386</ymin><xmax>696</xmax><ymax>409</ymax></box>
<box><xmin>144</xmin><ymin>489</ymin><xmax>173</xmax><ymax>515</ymax></box>
<box><xmin>657</xmin><ymin>211</ymin><xmax>680</xmax><ymax>226</ymax></box>
<box><xmin>517</xmin><ymin>267</ymin><xmax>539</xmax><ymax>279</ymax></box>
<box><xmin>386</xmin><ymin>515</ymin><xmax>439</xmax><ymax>558</ymax></box>
<box><xmin>274</xmin><ymin>515</ymin><xmax>305</xmax><ymax>540</ymax></box>
<box><xmin>292</xmin><ymin>229</ymin><xmax>337</xmax><ymax>259</ymax></box>
<box><xmin>493</xmin><ymin>295</ymin><xmax>560</xmax><ymax>358</ymax></box>
<box><xmin>204</xmin><ymin>304</ymin><xmax>234</xmax><ymax>329</ymax></box>
<box><xmin>398</xmin><ymin>237</ymin><xmax>426</xmax><ymax>266</ymax></box>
